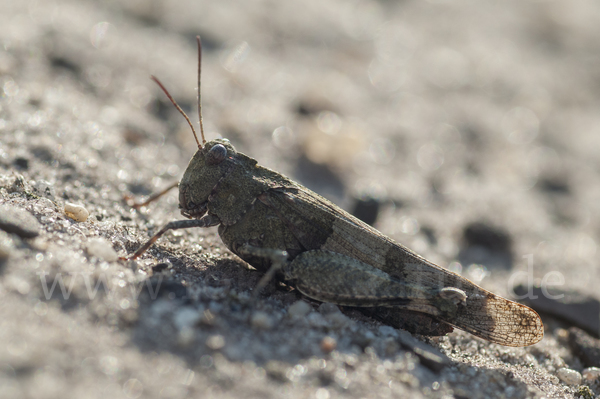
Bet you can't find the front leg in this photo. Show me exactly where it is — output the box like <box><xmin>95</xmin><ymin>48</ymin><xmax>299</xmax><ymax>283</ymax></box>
<box><xmin>125</xmin><ymin>214</ymin><xmax>220</xmax><ymax>260</ymax></box>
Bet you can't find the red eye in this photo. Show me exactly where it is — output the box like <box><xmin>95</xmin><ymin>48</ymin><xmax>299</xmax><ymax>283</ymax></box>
<box><xmin>206</xmin><ymin>144</ymin><xmax>227</xmax><ymax>165</ymax></box>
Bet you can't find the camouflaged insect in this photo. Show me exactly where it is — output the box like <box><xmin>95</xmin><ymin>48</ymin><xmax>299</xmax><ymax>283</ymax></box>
<box><xmin>127</xmin><ymin>37</ymin><xmax>543</xmax><ymax>347</ymax></box>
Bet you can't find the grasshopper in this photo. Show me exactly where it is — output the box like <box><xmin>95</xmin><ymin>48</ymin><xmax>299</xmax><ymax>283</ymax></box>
<box><xmin>126</xmin><ymin>37</ymin><xmax>543</xmax><ymax>347</ymax></box>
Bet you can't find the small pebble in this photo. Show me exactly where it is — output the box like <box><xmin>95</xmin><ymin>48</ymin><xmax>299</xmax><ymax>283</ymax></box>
<box><xmin>320</xmin><ymin>336</ymin><xmax>337</xmax><ymax>353</ymax></box>
<box><xmin>251</xmin><ymin>311</ymin><xmax>274</xmax><ymax>330</ymax></box>
<box><xmin>13</xmin><ymin>156</ymin><xmax>29</xmax><ymax>170</ymax></box>
<box><xmin>86</xmin><ymin>238</ymin><xmax>118</xmax><ymax>262</ymax></box>
<box><xmin>582</xmin><ymin>367</ymin><xmax>600</xmax><ymax>382</ymax></box>
<box><xmin>0</xmin><ymin>205</ymin><xmax>40</xmax><ymax>238</ymax></box>
<box><xmin>206</xmin><ymin>334</ymin><xmax>225</xmax><ymax>350</ymax></box>
<box><xmin>152</xmin><ymin>262</ymin><xmax>171</xmax><ymax>273</ymax></box>
<box><xmin>64</xmin><ymin>202</ymin><xmax>89</xmax><ymax>222</ymax></box>
<box><xmin>556</xmin><ymin>368</ymin><xmax>582</xmax><ymax>385</ymax></box>
<box><xmin>288</xmin><ymin>300</ymin><xmax>312</xmax><ymax>318</ymax></box>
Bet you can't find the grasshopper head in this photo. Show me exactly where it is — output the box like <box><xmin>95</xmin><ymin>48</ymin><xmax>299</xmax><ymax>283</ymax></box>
<box><xmin>178</xmin><ymin>139</ymin><xmax>237</xmax><ymax>219</ymax></box>
<box><xmin>152</xmin><ymin>37</ymin><xmax>244</xmax><ymax>221</ymax></box>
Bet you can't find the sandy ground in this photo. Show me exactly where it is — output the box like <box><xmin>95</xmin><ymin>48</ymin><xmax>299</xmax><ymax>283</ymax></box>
<box><xmin>1</xmin><ymin>0</ymin><xmax>600</xmax><ymax>398</ymax></box>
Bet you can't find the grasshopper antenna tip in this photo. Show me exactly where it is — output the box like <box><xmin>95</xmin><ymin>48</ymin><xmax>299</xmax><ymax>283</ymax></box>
<box><xmin>150</xmin><ymin>75</ymin><xmax>202</xmax><ymax>149</ymax></box>
<box><xmin>196</xmin><ymin>36</ymin><xmax>207</xmax><ymax>147</ymax></box>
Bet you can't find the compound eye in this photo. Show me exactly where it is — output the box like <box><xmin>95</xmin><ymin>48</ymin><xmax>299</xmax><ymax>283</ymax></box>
<box><xmin>206</xmin><ymin>144</ymin><xmax>227</xmax><ymax>165</ymax></box>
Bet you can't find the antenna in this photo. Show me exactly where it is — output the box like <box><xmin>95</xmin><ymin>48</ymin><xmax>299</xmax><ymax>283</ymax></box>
<box><xmin>151</xmin><ymin>76</ymin><xmax>202</xmax><ymax>149</ymax></box>
<box><xmin>196</xmin><ymin>36</ymin><xmax>207</xmax><ymax>146</ymax></box>
<box><xmin>150</xmin><ymin>35</ymin><xmax>208</xmax><ymax>149</ymax></box>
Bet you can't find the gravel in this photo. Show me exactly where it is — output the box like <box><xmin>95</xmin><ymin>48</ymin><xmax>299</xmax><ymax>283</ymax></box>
<box><xmin>556</xmin><ymin>368</ymin><xmax>582</xmax><ymax>386</ymax></box>
<box><xmin>0</xmin><ymin>204</ymin><xmax>40</xmax><ymax>238</ymax></box>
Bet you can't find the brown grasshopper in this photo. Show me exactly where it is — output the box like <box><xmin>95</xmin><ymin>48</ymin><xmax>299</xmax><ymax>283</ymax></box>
<box><xmin>126</xmin><ymin>37</ymin><xmax>543</xmax><ymax>347</ymax></box>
